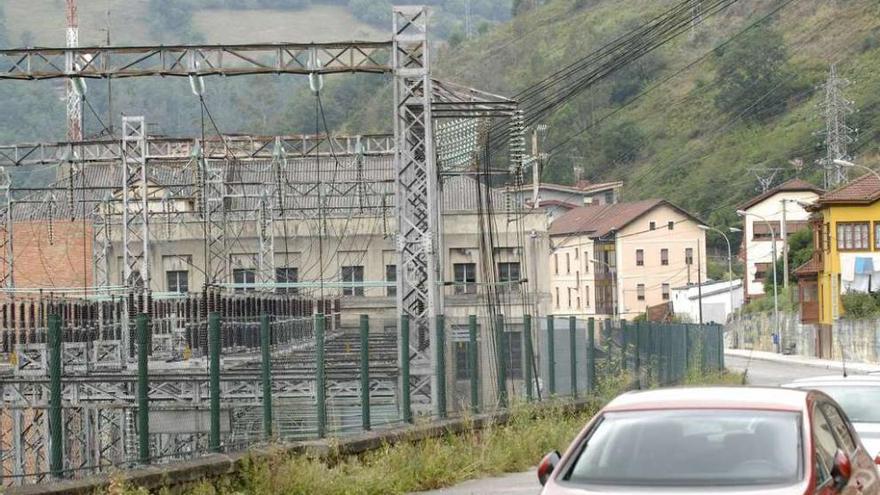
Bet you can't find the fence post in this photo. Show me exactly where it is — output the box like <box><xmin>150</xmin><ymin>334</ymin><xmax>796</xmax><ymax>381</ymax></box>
<box><xmin>400</xmin><ymin>314</ymin><xmax>412</xmax><ymax>423</ymax></box>
<box><xmin>546</xmin><ymin>315</ymin><xmax>556</xmax><ymax>396</ymax></box>
<box><xmin>684</xmin><ymin>323</ymin><xmax>691</xmax><ymax>376</ymax></box>
<box><xmin>717</xmin><ymin>324</ymin><xmax>724</xmax><ymax>371</ymax></box>
<box><xmin>48</xmin><ymin>313</ymin><xmax>63</xmax><ymax>478</ymax></box>
<box><xmin>569</xmin><ymin>316</ymin><xmax>577</xmax><ymax>399</ymax></box>
<box><xmin>587</xmin><ymin>318</ymin><xmax>595</xmax><ymax>393</ymax></box>
<box><xmin>436</xmin><ymin>315</ymin><xmax>447</xmax><ymax>419</ymax></box>
<box><xmin>316</xmin><ymin>313</ymin><xmax>327</xmax><ymax>438</ymax></box>
<box><xmin>137</xmin><ymin>313</ymin><xmax>150</xmax><ymax>464</ymax></box>
<box><xmin>468</xmin><ymin>315</ymin><xmax>479</xmax><ymax>413</ymax></box>
<box><xmin>620</xmin><ymin>319</ymin><xmax>628</xmax><ymax>372</ymax></box>
<box><xmin>634</xmin><ymin>320</ymin><xmax>642</xmax><ymax>387</ymax></box>
<box><xmin>208</xmin><ymin>311</ymin><xmax>221</xmax><ymax>453</ymax></box>
<box><xmin>496</xmin><ymin>314</ymin><xmax>508</xmax><ymax>408</ymax></box>
<box><xmin>523</xmin><ymin>314</ymin><xmax>534</xmax><ymax>402</ymax></box>
<box><xmin>360</xmin><ymin>315</ymin><xmax>371</xmax><ymax>431</ymax></box>
<box><xmin>260</xmin><ymin>313</ymin><xmax>273</xmax><ymax>439</ymax></box>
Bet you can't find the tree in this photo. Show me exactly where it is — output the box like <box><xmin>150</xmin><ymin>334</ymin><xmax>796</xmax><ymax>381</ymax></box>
<box><xmin>713</xmin><ymin>25</ymin><xmax>794</xmax><ymax>121</ymax></box>
<box><xmin>762</xmin><ymin>227</ymin><xmax>814</xmax><ymax>295</ymax></box>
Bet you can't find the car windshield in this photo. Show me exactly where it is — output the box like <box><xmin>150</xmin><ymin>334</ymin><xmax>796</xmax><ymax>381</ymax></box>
<box><xmin>812</xmin><ymin>386</ymin><xmax>880</xmax><ymax>423</ymax></box>
<box><xmin>565</xmin><ymin>409</ymin><xmax>802</xmax><ymax>487</ymax></box>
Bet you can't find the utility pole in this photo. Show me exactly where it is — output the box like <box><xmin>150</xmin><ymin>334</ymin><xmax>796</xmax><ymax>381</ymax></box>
<box><xmin>697</xmin><ymin>242</ymin><xmax>703</xmax><ymax>325</ymax></box>
<box><xmin>65</xmin><ymin>0</ymin><xmax>83</xmax><ymax>142</ymax></box>
<box><xmin>819</xmin><ymin>64</ymin><xmax>856</xmax><ymax>190</ymax></box>
<box><xmin>781</xmin><ymin>199</ymin><xmax>789</xmax><ymax>290</ymax></box>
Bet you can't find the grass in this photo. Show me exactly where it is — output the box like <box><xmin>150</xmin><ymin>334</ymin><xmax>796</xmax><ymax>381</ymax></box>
<box><xmin>104</xmin><ymin>369</ymin><xmax>742</xmax><ymax>495</ymax></box>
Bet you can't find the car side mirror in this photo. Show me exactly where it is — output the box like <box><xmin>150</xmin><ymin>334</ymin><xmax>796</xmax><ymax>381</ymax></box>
<box><xmin>537</xmin><ymin>451</ymin><xmax>561</xmax><ymax>486</ymax></box>
<box><xmin>831</xmin><ymin>449</ymin><xmax>852</xmax><ymax>491</ymax></box>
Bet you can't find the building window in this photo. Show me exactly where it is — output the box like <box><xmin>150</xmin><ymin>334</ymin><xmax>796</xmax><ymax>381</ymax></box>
<box><xmin>824</xmin><ymin>222</ymin><xmax>831</xmax><ymax>251</ymax></box>
<box><xmin>233</xmin><ymin>268</ymin><xmax>255</xmax><ymax>292</ymax></box>
<box><xmin>498</xmin><ymin>262</ymin><xmax>521</xmax><ymax>292</ymax></box>
<box><xmin>752</xmin><ymin>221</ymin><xmax>782</xmax><ymax>240</ymax></box>
<box><xmin>385</xmin><ymin>264</ymin><xmax>397</xmax><ymax>297</ymax></box>
<box><xmin>554</xmin><ymin>253</ymin><xmax>558</xmax><ymax>274</ymax></box>
<box><xmin>754</xmin><ymin>262</ymin><xmax>771</xmax><ymax>282</ymax></box>
<box><xmin>584</xmin><ymin>285</ymin><xmax>590</xmax><ymax>307</ymax></box>
<box><xmin>504</xmin><ymin>331</ymin><xmax>523</xmax><ymax>380</ymax></box>
<box><xmin>661</xmin><ymin>248</ymin><xmax>669</xmax><ymax>266</ymax></box>
<box><xmin>649</xmin><ymin>221</ymin><xmax>656</xmax><ymax>231</ymax></box>
<box><xmin>837</xmin><ymin>222</ymin><xmax>869</xmax><ymax>250</ymax></box>
<box><xmin>636</xmin><ymin>249</ymin><xmax>644</xmax><ymax>266</ymax></box>
<box><xmin>637</xmin><ymin>284</ymin><xmax>645</xmax><ymax>301</ymax></box>
<box><xmin>576</xmin><ymin>296</ymin><xmax>581</xmax><ymax>309</ymax></box>
<box><xmin>685</xmin><ymin>248</ymin><xmax>693</xmax><ymax>265</ymax></box>
<box><xmin>455</xmin><ymin>340</ymin><xmax>475</xmax><ymax>380</ymax></box>
<box><xmin>275</xmin><ymin>267</ymin><xmax>298</xmax><ymax>294</ymax></box>
<box><xmin>604</xmin><ymin>190</ymin><xmax>614</xmax><ymax>204</ymax></box>
<box><xmin>454</xmin><ymin>263</ymin><xmax>477</xmax><ymax>294</ymax></box>
<box><xmin>574</xmin><ymin>249</ymin><xmax>579</xmax><ymax>259</ymax></box>
<box><xmin>341</xmin><ymin>265</ymin><xmax>365</xmax><ymax>296</ymax></box>
<box><xmin>555</xmin><ymin>287</ymin><xmax>560</xmax><ymax>308</ymax></box>
<box><xmin>565</xmin><ymin>253</ymin><xmax>570</xmax><ymax>274</ymax></box>
<box><xmin>166</xmin><ymin>270</ymin><xmax>188</xmax><ymax>293</ymax></box>
<box><xmin>662</xmin><ymin>283</ymin><xmax>670</xmax><ymax>300</ymax></box>
<box><xmin>668</xmin><ymin>221</ymin><xmax>674</xmax><ymax>230</ymax></box>
<box><xmin>584</xmin><ymin>252</ymin><xmax>590</xmax><ymax>273</ymax></box>
<box><xmin>875</xmin><ymin>223</ymin><xmax>880</xmax><ymax>251</ymax></box>
<box><xmin>567</xmin><ymin>288</ymin><xmax>572</xmax><ymax>308</ymax></box>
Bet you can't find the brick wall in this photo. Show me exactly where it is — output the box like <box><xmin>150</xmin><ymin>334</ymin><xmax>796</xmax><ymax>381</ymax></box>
<box><xmin>11</xmin><ymin>220</ymin><xmax>93</xmax><ymax>289</ymax></box>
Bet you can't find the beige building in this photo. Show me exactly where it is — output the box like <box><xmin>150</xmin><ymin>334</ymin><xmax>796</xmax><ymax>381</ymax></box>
<box><xmin>548</xmin><ymin>199</ymin><xmax>707</xmax><ymax>320</ymax></box>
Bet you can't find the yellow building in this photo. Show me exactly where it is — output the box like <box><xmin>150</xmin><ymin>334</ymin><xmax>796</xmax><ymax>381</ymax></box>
<box><xmin>797</xmin><ymin>173</ymin><xmax>880</xmax><ymax>354</ymax></box>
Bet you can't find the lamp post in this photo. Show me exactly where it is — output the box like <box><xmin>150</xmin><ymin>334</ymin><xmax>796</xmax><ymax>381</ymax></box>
<box><xmin>833</xmin><ymin>159</ymin><xmax>880</xmax><ymax>181</ymax></box>
<box><xmin>698</xmin><ymin>225</ymin><xmax>741</xmax><ymax>319</ymax></box>
<box><xmin>737</xmin><ymin>209</ymin><xmax>781</xmax><ymax>353</ymax></box>
<box><xmin>589</xmin><ymin>258</ymin><xmax>617</xmax><ymax>320</ymax></box>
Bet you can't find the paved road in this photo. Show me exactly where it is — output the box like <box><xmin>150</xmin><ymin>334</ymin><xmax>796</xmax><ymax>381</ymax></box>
<box><xmin>416</xmin><ymin>355</ymin><xmax>861</xmax><ymax>494</ymax></box>
<box><xmin>725</xmin><ymin>354</ymin><xmax>855</xmax><ymax>385</ymax></box>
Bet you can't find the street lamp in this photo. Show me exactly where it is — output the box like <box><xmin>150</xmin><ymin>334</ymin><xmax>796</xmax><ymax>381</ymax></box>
<box><xmin>698</xmin><ymin>225</ymin><xmax>740</xmax><ymax>319</ymax></box>
<box><xmin>588</xmin><ymin>258</ymin><xmax>618</xmax><ymax>320</ymax></box>
<box><xmin>833</xmin><ymin>158</ymin><xmax>880</xmax><ymax>181</ymax></box>
<box><xmin>737</xmin><ymin>209</ymin><xmax>781</xmax><ymax>353</ymax></box>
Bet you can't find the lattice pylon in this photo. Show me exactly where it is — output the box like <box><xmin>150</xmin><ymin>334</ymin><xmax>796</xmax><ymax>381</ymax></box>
<box><xmin>121</xmin><ymin>116</ymin><xmax>149</xmax><ymax>357</ymax></box>
<box><xmin>257</xmin><ymin>193</ymin><xmax>275</xmax><ymax>292</ymax></box>
<box><xmin>204</xmin><ymin>157</ymin><xmax>229</xmax><ymax>286</ymax></box>
<box><xmin>392</xmin><ymin>5</ymin><xmax>441</xmax><ymax>416</ymax></box>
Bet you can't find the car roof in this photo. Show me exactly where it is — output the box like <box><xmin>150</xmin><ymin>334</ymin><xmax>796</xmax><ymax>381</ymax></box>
<box><xmin>604</xmin><ymin>386</ymin><xmax>809</xmax><ymax>412</ymax></box>
<box><xmin>784</xmin><ymin>374</ymin><xmax>880</xmax><ymax>388</ymax></box>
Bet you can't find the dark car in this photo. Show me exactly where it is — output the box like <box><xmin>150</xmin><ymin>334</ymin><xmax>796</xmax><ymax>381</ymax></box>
<box><xmin>538</xmin><ymin>387</ymin><xmax>879</xmax><ymax>494</ymax></box>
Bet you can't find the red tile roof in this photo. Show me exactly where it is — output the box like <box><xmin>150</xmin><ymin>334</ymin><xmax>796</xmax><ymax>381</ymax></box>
<box><xmin>738</xmin><ymin>178</ymin><xmax>824</xmax><ymax>210</ymax></box>
<box><xmin>549</xmin><ymin>199</ymin><xmax>698</xmax><ymax>238</ymax></box>
<box><xmin>817</xmin><ymin>173</ymin><xmax>880</xmax><ymax>204</ymax></box>
<box><xmin>794</xmin><ymin>256</ymin><xmax>821</xmax><ymax>276</ymax></box>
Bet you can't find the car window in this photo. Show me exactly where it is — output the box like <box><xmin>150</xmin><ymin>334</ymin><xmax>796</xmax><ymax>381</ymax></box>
<box><xmin>812</xmin><ymin>386</ymin><xmax>880</xmax><ymax>423</ymax></box>
<box><xmin>564</xmin><ymin>409</ymin><xmax>801</xmax><ymax>487</ymax></box>
<box><xmin>812</xmin><ymin>407</ymin><xmax>836</xmax><ymax>487</ymax></box>
<box><xmin>820</xmin><ymin>403</ymin><xmax>857</xmax><ymax>454</ymax></box>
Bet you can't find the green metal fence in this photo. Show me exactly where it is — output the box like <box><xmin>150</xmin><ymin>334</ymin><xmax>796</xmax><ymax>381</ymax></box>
<box><xmin>10</xmin><ymin>312</ymin><xmax>724</xmax><ymax>486</ymax></box>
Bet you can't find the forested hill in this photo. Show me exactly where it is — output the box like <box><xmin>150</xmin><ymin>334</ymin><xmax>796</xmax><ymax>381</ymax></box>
<box><xmin>432</xmin><ymin>0</ymin><xmax>880</xmax><ymax>229</ymax></box>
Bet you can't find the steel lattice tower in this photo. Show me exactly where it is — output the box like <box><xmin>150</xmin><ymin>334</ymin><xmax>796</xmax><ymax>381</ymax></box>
<box><xmin>819</xmin><ymin>64</ymin><xmax>856</xmax><ymax>189</ymax></box>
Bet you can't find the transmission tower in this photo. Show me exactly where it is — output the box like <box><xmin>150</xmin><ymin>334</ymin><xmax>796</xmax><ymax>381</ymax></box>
<box><xmin>818</xmin><ymin>64</ymin><xmax>856</xmax><ymax>189</ymax></box>
<box><xmin>66</xmin><ymin>0</ymin><xmax>83</xmax><ymax>142</ymax></box>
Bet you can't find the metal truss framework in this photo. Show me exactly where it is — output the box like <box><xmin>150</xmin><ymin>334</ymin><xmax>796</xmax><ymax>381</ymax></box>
<box><xmin>392</xmin><ymin>6</ymin><xmax>439</xmax><ymax>414</ymax></box>
<box><xmin>0</xmin><ymin>42</ymin><xmax>393</xmax><ymax>80</ymax></box>
<box><xmin>0</xmin><ymin>134</ymin><xmax>395</xmax><ymax>167</ymax></box>
<box><xmin>121</xmin><ymin>117</ymin><xmax>149</xmax><ymax>356</ymax></box>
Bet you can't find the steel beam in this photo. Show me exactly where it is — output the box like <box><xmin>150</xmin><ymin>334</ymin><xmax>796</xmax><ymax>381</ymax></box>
<box><xmin>0</xmin><ymin>42</ymin><xmax>393</xmax><ymax>80</ymax></box>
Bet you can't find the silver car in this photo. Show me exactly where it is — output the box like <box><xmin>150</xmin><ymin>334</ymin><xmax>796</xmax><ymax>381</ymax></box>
<box><xmin>784</xmin><ymin>375</ymin><xmax>880</xmax><ymax>462</ymax></box>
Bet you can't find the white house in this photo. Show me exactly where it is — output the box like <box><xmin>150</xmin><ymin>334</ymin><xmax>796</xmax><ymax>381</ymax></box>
<box><xmin>671</xmin><ymin>279</ymin><xmax>744</xmax><ymax>324</ymax></box>
<box><xmin>739</xmin><ymin>178</ymin><xmax>823</xmax><ymax>301</ymax></box>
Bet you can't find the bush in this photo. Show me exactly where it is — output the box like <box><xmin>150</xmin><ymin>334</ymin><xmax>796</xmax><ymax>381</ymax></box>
<box><xmin>841</xmin><ymin>292</ymin><xmax>880</xmax><ymax>319</ymax></box>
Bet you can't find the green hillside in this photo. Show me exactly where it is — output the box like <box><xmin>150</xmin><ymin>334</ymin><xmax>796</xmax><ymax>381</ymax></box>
<box><xmin>434</xmin><ymin>0</ymin><xmax>880</xmax><ymax>228</ymax></box>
